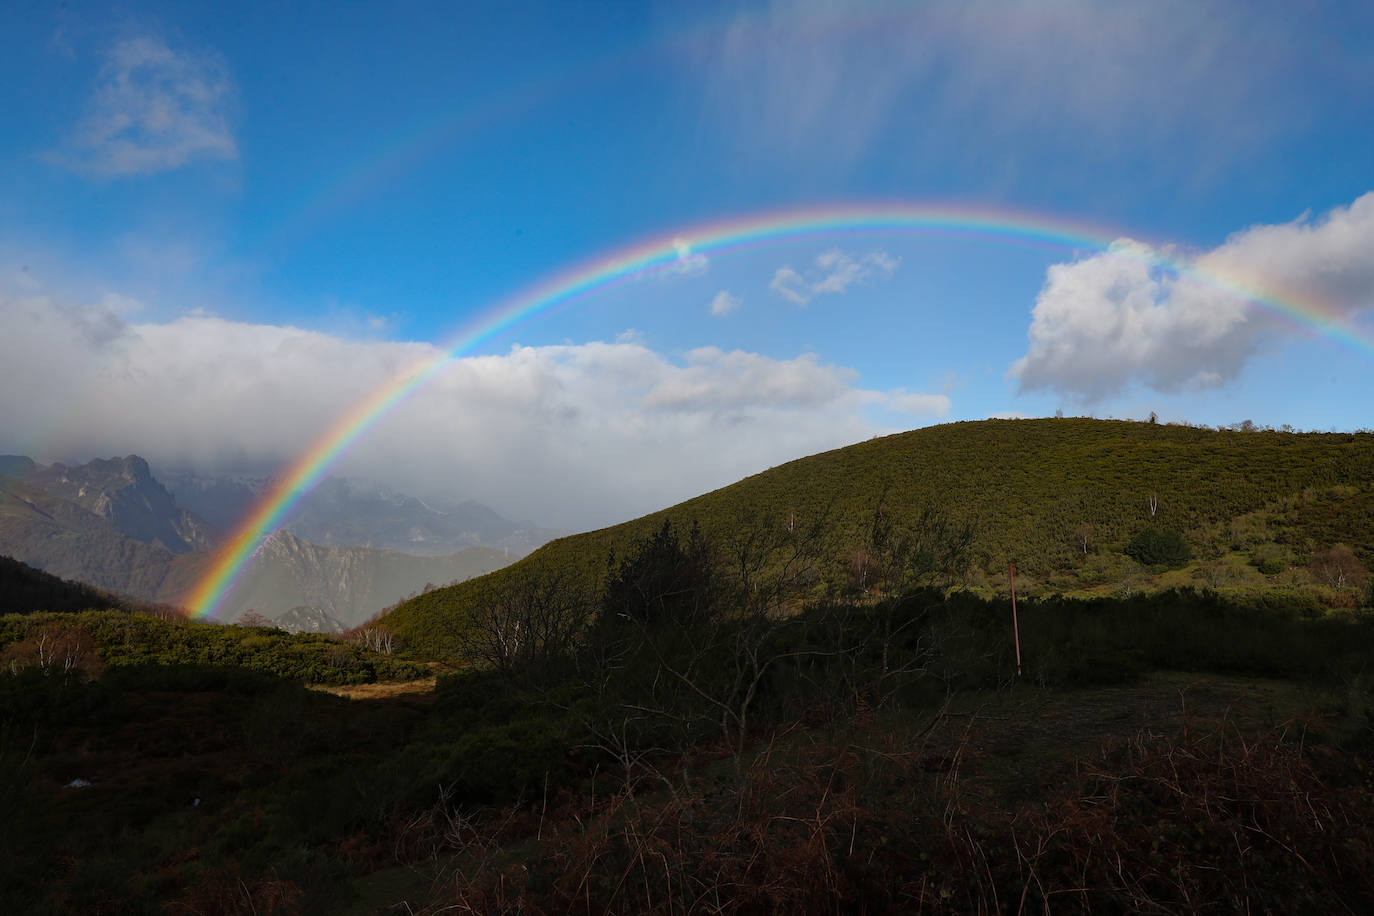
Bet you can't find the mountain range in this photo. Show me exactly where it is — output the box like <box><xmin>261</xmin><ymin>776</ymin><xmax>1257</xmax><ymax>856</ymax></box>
<box><xmin>157</xmin><ymin>470</ymin><xmax>567</xmax><ymax>557</ymax></box>
<box><xmin>0</xmin><ymin>455</ymin><xmax>547</xmax><ymax>626</ymax></box>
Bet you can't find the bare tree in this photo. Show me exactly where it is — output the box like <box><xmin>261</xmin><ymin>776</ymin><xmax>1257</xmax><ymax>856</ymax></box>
<box><xmin>351</xmin><ymin>624</ymin><xmax>397</xmax><ymax>655</ymax></box>
<box><xmin>1</xmin><ymin>623</ymin><xmax>102</xmax><ymax>676</ymax></box>
<box><xmin>454</xmin><ymin>565</ymin><xmax>594</xmax><ymax>680</ymax></box>
<box><xmin>1310</xmin><ymin>545</ymin><xmax>1369</xmax><ymax>590</ymax></box>
<box><xmin>236</xmin><ymin>610</ymin><xmax>274</xmax><ymax>628</ymax></box>
<box><xmin>1075</xmin><ymin>523</ymin><xmax>1094</xmax><ymax>556</ymax></box>
<box><xmin>717</xmin><ymin>504</ymin><xmax>832</xmax><ymax>615</ymax></box>
<box><xmin>1147</xmin><ymin>492</ymin><xmax>1159</xmax><ymax>517</ymax></box>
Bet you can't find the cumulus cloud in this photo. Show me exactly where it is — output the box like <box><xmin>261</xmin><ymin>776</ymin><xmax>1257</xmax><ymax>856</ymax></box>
<box><xmin>709</xmin><ymin>290</ymin><xmax>740</xmax><ymax>316</ymax></box>
<box><xmin>0</xmin><ymin>284</ymin><xmax>950</xmax><ymax>530</ymax></box>
<box><xmin>770</xmin><ymin>249</ymin><xmax>899</xmax><ymax>306</ymax></box>
<box><xmin>49</xmin><ymin>34</ymin><xmax>237</xmax><ymax>177</ymax></box>
<box><xmin>1011</xmin><ymin>192</ymin><xmax>1374</xmax><ymax>400</ymax></box>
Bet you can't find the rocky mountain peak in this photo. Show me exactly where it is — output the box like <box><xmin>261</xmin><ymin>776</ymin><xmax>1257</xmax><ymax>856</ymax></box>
<box><xmin>273</xmin><ymin>605</ymin><xmax>346</xmax><ymax>634</ymax></box>
<box><xmin>26</xmin><ymin>455</ymin><xmax>217</xmax><ymax>555</ymax></box>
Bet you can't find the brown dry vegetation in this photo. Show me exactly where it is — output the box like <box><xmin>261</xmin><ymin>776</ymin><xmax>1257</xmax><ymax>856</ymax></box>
<box><xmin>394</xmin><ymin>674</ymin><xmax>1374</xmax><ymax>914</ymax></box>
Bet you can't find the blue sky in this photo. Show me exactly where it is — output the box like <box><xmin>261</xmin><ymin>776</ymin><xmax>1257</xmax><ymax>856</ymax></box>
<box><xmin>3</xmin><ymin>0</ymin><xmax>1373</xmax><ymax>528</ymax></box>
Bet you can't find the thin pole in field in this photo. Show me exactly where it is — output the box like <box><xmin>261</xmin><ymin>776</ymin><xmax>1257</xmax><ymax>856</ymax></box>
<box><xmin>1010</xmin><ymin>562</ymin><xmax>1022</xmax><ymax>677</ymax></box>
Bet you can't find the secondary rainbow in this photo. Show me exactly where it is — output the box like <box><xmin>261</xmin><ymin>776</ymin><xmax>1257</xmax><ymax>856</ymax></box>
<box><xmin>185</xmin><ymin>201</ymin><xmax>1372</xmax><ymax>619</ymax></box>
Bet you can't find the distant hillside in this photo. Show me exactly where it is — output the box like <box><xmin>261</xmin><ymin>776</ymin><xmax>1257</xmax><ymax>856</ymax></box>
<box><xmin>0</xmin><ymin>472</ymin><xmax>192</xmax><ymax>598</ymax></box>
<box><xmin>383</xmin><ymin>419</ymin><xmax>1374</xmax><ymax>654</ymax></box>
<box><xmin>159</xmin><ymin>470</ymin><xmax>567</xmax><ymax>557</ymax></box>
<box><xmin>0</xmin><ymin>554</ymin><xmax>127</xmax><ymax>615</ymax></box>
<box><xmin>1</xmin><ymin>457</ymin><xmax>521</xmax><ymax>626</ymax></box>
<box><xmin>178</xmin><ymin>530</ymin><xmax>516</xmax><ymax>627</ymax></box>
<box><xmin>26</xmin><ymin>456</ymin><xmax>216</xmax><ymax>553</ymax></box>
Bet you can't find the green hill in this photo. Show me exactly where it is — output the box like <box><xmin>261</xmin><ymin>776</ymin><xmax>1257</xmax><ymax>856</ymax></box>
<box><xmin>0</xmin><ymin>554</ymin><xmax>129</xmax><ymax>615</ymax></box>
<box><xmin>383</xmin><ymin>418</ymin><xmax>1374</xmax><ymax>656</ymax></box>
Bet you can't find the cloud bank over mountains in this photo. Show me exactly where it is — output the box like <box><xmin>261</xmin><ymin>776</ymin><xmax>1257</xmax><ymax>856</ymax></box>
<box><xmin>1012</xmin><ymin>192</ymin><xmax>1374</xmax><ymax>400</ymax></box>
<box><xmin>0</xmin><ymin>287</ymin><xmax>948</xmax><ymax>530</ymax></box>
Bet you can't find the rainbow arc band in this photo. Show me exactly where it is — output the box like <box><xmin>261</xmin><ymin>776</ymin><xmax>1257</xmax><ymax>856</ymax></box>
<box><xmin>185</xmin><ymin>202</ymin><xmax>1369</xmax><ymax>619</ymax></box>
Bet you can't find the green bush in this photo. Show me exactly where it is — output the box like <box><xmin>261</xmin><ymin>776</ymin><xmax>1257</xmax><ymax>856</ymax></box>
<box><xmin>0</xmin><ymin>610</ymin><xmax>428</xmax><ymax>685</ymax></box>
<box><xmin>1125</xmin><ymin>526</ymin><xmax>1193</xmax><ymax>569</ymax></box>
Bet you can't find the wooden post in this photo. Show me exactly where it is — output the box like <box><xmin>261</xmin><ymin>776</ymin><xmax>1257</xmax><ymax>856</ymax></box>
<box><xmin>1010</xmin><ymin>562</ymin><xmax>1022</xmax><ymax>677</ymax></box>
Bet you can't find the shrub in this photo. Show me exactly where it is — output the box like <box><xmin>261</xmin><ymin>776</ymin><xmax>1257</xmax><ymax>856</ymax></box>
<box><xmin>1125</xmin><ymin>526</ymin><xmax>1193</xmax><ymax>569</ymax></box>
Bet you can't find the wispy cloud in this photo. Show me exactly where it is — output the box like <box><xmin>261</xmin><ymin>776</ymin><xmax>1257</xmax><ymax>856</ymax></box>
<box><xmin>48</xmin><ymin>34</ymin><xmax>237</xmax><ymax>177</ymax></box>
<box><xmin>770</xmin><ymin>248</ymin><xmax>899</xmax><ymax>306</ymax></box>
<box><xmin>694</xmin><ymin>0</ymin><xmax>1367</xmax><ymax>179</ymax></box>
<box><xmin>667</xmin><ymin>237</ymin><xmax>708</xmax><ymax>276</ymax></box>
<box><xmin>709</xmin><ymin>289</ymin><xmax>740</xmax><ymax>316</ymax></box>
<box><xmin>1010</xmin><ymin>191</ymin><xmax>1374</xmax><ymax>400</ymax></box>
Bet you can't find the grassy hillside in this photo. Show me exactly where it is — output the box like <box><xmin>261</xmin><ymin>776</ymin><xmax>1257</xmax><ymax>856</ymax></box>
<box><xmin>0</xmin><ymin>555</ymin><xmax>128</xmax><ymax>616</ymax></box>
<box><xmin>384</xmin><ymin>418</ymin><xmax>1374</xmax><ymax>655</ymax></box>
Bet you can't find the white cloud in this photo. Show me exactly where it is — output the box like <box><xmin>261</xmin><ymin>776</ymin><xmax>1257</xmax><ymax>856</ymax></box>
<box><xmin>49</xmin><ymin>34</ymin><xmax>237</xmax><ymax>177</ymax></box>
<box><xmin>770</xmin><ymin>249</ymin><xmax>899</xmax><ymax>306</ymax></box>
<box><xmin>641</xmin><ymin>347</ymin><xmax>859</xmax><ymax>412</ymax></box>
<box><xmin>0</xmin><ymin>284</ymin><xmax>952</xmax><ymax>530</ymax></box>
<box><xmin>709</xmin><ymin>289</ymin><xmax>741</xmax><ymax>316</ymax></box>
<box><xmin>1010</xmin><ymin>191</ymin><xmax>1374</xmax><ymax>400</ymax></box>
<box><xmin>668</xmin><ymin>237</ymin><xmax>708</xmax><ymax>276</ymax></box>
<box><xmin>769</xmin><ymin>266</ymin><xmax>810</xmax><ymax>305</ymax></box>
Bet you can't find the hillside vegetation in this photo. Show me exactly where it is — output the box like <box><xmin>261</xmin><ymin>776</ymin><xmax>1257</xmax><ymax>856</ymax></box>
<box><xmin>385</xmin><ymin>419</ymin><xmax>1374</xmax><ymax>656</ymax></box>
<box><xmin>0</xmin><ymin>555</ymin><xmax>133</xmax><ymax>616</ymax></box>
<box><xmin>0</xmin><ymin>609</ymin><xmax>427</xmax><ymax>685</ymax></box>
<box><xmin>6</xmin><ymin>419</ymin><xmax>1374</xmax><ymax>912</ymax></box>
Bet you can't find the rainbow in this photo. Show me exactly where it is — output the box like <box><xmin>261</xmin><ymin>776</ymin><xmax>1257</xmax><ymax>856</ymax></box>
<box><xmin>185</xmin><ymin>201</ymin><xmax>1372</xmax><ymax>618</ymax></box>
